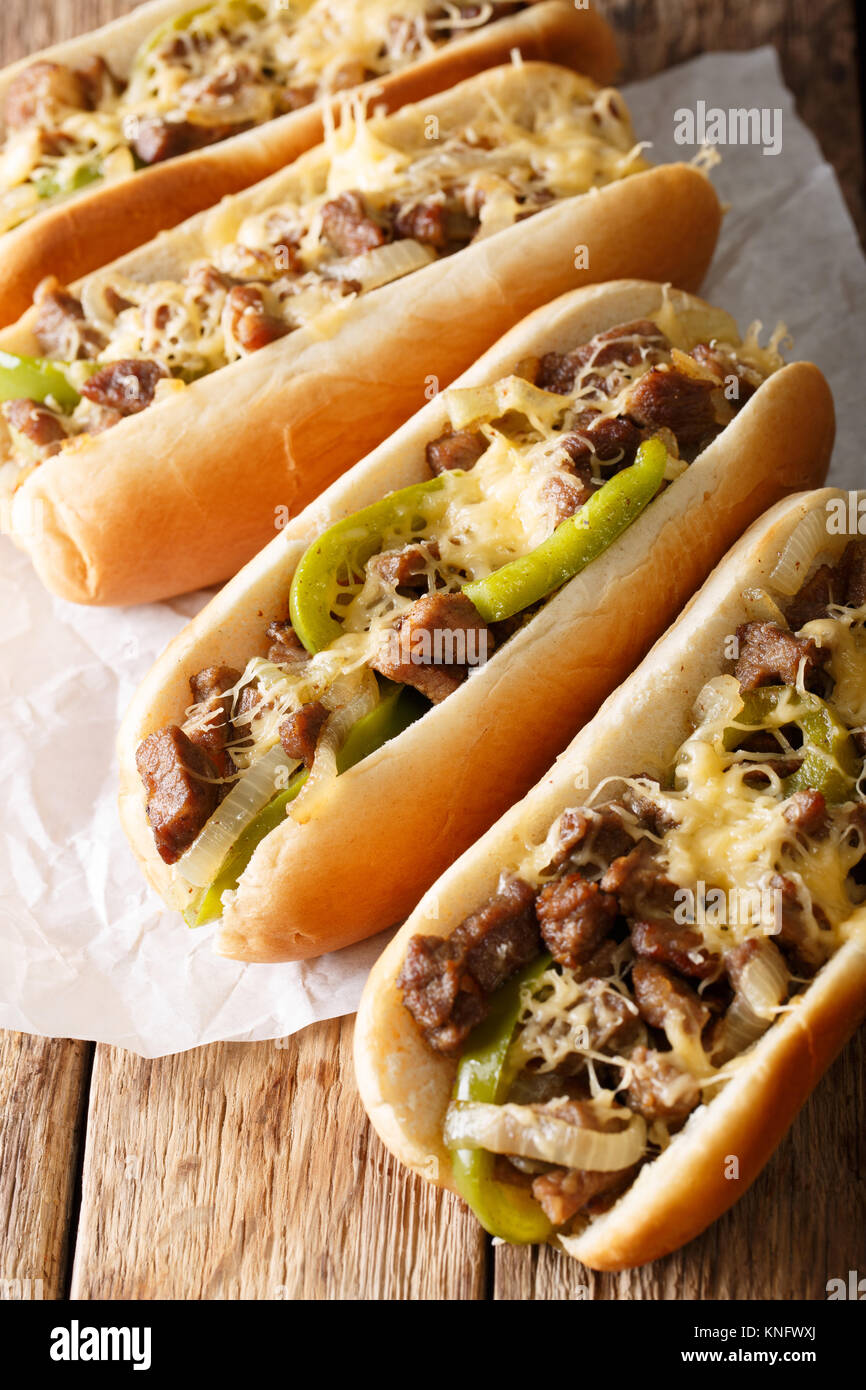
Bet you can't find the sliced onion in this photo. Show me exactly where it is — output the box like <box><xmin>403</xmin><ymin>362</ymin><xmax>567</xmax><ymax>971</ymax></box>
<box><xmin>177</xmin><ymin>743</ymin><xmax>297</xmax><ymax>887</ymax></box>
<box><xmin>770</xmin><ymin>509</ymin><xmax>833</xmax><ymax>596</ymax></box>
<box><xmin>443</xmin><ymin>1100</ymin><xmax>647</xmax><ymax>1172</ymax></box>
<box><xmin>712</xmin><ymin>938</ymin><xmax>789</xmax><ymax>1063</ymax></box>
<box><xmin>742</xmin><ymin>587</ymin><xmax>789</xmax><ymax>627</ymax></box>
<box><xmin>692</xmin><ymin>674</ymin><xmax>743</xmax><ymax>730</ymax></box>
<box><xmin>737</xmin><ymin>938</ymin><xmax>789</xmax><ymax>1019</ymax></box>
<box><xmin>337</xmin><ymin>238</ymin><xmax>435</xmax><ymax>293</ymax></box>
<box><xmin>445</xmin><ymin>376</ymin><xmax>566</xmax><ymax>433</ymax></box>
<box><xmin>290</xmin><ymin>669</ymin><xmax>378</xmax><ymax>825</ymax></box>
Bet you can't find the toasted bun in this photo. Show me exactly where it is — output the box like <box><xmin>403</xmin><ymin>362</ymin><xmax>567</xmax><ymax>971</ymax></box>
<box><xmin>354</xmin><ymin>488</ymin><xmax>866</xmax><ymax>1270</ymax></box>
<box><xmin>0</xmin><ymin>2</ymin><xmax>618</xmax><ymax>325</ymax></box>
<box><xmin>116</xmin><ymin>279</ymin><xmax>834</xmax><ymax>965</ymax></box>
<box><xmin>3</xmin><ymin>62</ymin><xmax>722</xmax><ymax>606</ymax></box>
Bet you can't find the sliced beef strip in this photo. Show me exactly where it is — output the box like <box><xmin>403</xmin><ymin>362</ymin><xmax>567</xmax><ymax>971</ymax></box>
<box><xmin>631</xmin><ymin>959</ymin><xmax>711</xmax><ymax>1036</ymax></box>
<box><xmin>265</xmin><ymin>620</ymin><xmax>308</xmax><ymax>666</ymax></box>
<box><xmin>80</xmin><ymin>359</ymin><xmax>168</xmax><ymax>416</ymax></box>
<box><xmin>74</xmin><ymin>54</ymin><xmax>121</xmax><ymax>109</ymax></box>
<box><xmin>136</xmin><ymin>726</ymin><xmax>219</xmax><ymax>865</ymax></box>
<box><xmin>531</xmin><ymin>1162</ymin><xmax>637</xmax><ymax>1226</ymax></box>
<box><xmin>600</xmin><ymin>840</ymin><xmax>679</xmax><ymax>919</ymax></box>
<box><xmin>33</xmin><ymin>276</ymin><xmax>106</xmax><ymax>359</ymax></box>
<box><xmin>624</xmin><ymin>362</ymin><xmax>720</xmax><ymax>452</ymax></box>
<box><xmin>320</xmin><ymin>190</ymin><xmax>386</xmax><ymax>256</ymax></box>
<box><xmin>225</xmin><ymin>285</ymin><xmax>289</xmax><ymax>352</ymax></box>
<box><xmin>540</xmin><ymin>471</ymin><xmax>593</xmax><ymax>526</ymax></box>
<box><xmin>689</xmin><ymin>343</ymin><xmax>759</xmax><ymax>407</ymax></box>
<box><xmin>630</xmin><ymin>918</ymin><xmax>719</xmax><ymax>980</ymax></box>
<box><xmin>534</xmin><ymin>319</ymin><xmax>669</xmax><ymax>397</ymax></box>
<box><xmin>130</xmin><ymin>114</ymin><xmax>238</xmax><ymax>165</ymax></box>
<box><xmin>425</xmin><ymin>426</ymin><xmax>487</xmax><ymax>475</ymax></box>
<box><xmin>398</xmin><ymin>877</ymin><xmax>539</xmax><ymax>1053</ymax></box>
<box><xmin>783</xmin><ymin>563</ymin><xmax>839</xmax><ymax>630</ymax></box>
<box><xmin>555</xmin><ymin>804</ymin><xmax>635</xmax><ymax>869</ymax></box>
<box><xmin>371</xmin><ymin>591</ymin><xmax>493</xmax><ymax>704</ymax></box>
<box><xmin>368</xmin><ymin>545</ymin><xmax>431</xmax><ymax>589</ymax></box>
<box><xmin>1</xmin><ymin>397</ymin><xmax>67</xmax><ymax>451</ymax></box>
<box><xmin>783</xmin><ymin>789</ymin><xmax>828</xmax><ymax>837</ymax></box>
<box><xmin>536</xmin><ymin>872</ymin><xmax>617</xmax><ymax>969</ymax></box>
<box><xmin>768</xmin><ymin>873</ymin><xmax>832</xmax><ymax>972</ymax></box>
<box><xmin>733</xmin><ymin>621</ymin><xmax>828</xmax><ymax>692</ymax></box>
<box><xmin>844</xmin><ymin>538</ymin><xmax>866</xmax><ymax>607</ymax></box>
<box><xmin>186</xmin><ymin>665</ymin><xmax>241</xmax><ymax>781</ymax></box>
<box><xmin>620</xmin><ymin>784</ymin><xmax>678</xmax><ymax>836</ymax></box>
<box><xmin>624</xmin><ymin>1044</ymin><xmax>701</xmax><ymax>1125</ymax></box>
<box><xmin>279</xmin><ymin>700</ymin><xmax>328</xmax><ymax>769</ymax></box>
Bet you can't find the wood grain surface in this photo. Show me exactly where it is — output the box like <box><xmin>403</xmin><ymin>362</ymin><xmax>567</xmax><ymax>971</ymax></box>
<box><xmin>0</xmin><ymin>0</ymin><xmax>864</xmax><ymax>1302</ymax></box>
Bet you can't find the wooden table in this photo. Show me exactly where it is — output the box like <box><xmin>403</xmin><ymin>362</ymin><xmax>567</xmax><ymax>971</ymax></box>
<box><xmin>1</xmin><ymin>0</ymin><xmax>864</xmax><ymax>1301</ymax></box>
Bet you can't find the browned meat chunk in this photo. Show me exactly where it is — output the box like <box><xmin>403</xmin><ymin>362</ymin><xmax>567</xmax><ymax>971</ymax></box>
<box><xmin>80</xmin><ymin>359</ymin><xmax>168</xmax><ymax>415</ymax></box>
<box><xmin>631</xmin><ymin>960</ymin><xmax>710</xmax><ymax>1036</ymax></box>
<box><xmin>531</xmin><ymin>1163</ymin><xmax>636</xmax><ymax>1226</ymax></box>
<box><xmin>2</xmin><ymin>397</ymin><xmax>67</xmax><ymax>452</ymax></box>
<box><xmin>368</xmin><ymin>545</ymin><xmax>430</xmax><ymax>589</ymax></box>
<box><xmin>33</xmin><ymin>276</ymin><xmax>105</xmax><ymax>359</ymax></box>
<box><xmin>536</xmin><ymin>873</ymin><xmax>617</xmax><ymax>968</ymax></box>
<box><xmin>186</xmin><ymin>665</ymin><xmax>240</xmax><ymax>781</ymax></box>
<box><xmin>734</xmin><ymin>621</ymin><xmax>828</xmax><ymax>691</ymax></box>
<box><xmin>689</xmin><ymin>343</ymin><xmax>759</xmax><ymax>407</ymax></box>
<box><xmin>768</xmin><ymin>874</ymin><xmax>831</xmax><ymax>972</ymax></box>
<box><xmin>278</xmin><ymin>83</ymin><xmax>318</xmax><ymax>113</ymax></box>
<box><xmin>844</xmin><ymin>539</ymin><xmax>866</xmax><ymax>607</ymax></box>
<box><xmin>624</xmin><ymin>1045</ymin><xmax>700</xmax><ymax>1124</ymax></box>
<box><xmin>621</xmin><ymin>784</ymin><xmax>678</xmax><ymax>836</ymax></box>
<box><xmin>783</xmin><ymin>563</ymin><xmax>837</xmax><ymax>629</ymax></box>
<box><xmin>535</xmin><ymin>319</ymin><xmax>668</xmax><ymax>396</ymax></box>
<box><xmin>5</xmin><ymin>61</ymin><xmax>85</xmax><ymax>128</ymax></box>
<box><xmin>625</xmin><ymin>363</ymin><xmax>719</xmax><ymax>451</ymax></box>
<box><xmin>783</xmin><ymin>789</ymin><xmax>828</xmax><ymax>837</ymax></box>
<box><xmin>130</xmin><ymin>115</ymin><xmax>233</xmax><ymax>165</ymax></box>
<box><xmin>555</xmin><ymin>804</ymin><xmax>634</xmax><ymax>868</ymax></box>
<box><xmin>561</xmin><ymin>415</ymin><xmax>644</xmax><ymax>470</ymax></box>
<box><xmin>265</xmin><ymin>620</ymin><xmax>307</xmax><ymax>666</ymax></box>
<box><xmin>372</xmin><ymin>591</ymin><xmax>493</xmax><ymax>703</ymax></box>
<box><xmin>630</xmin><ymin>918</ymin><xmax>719</xmax><ymax>979</ymax></box>
<box><xmin>279</xmin><ymin>700</ymin><xmax>328</xmax><ymax>769</ymax></box>
<box><xmin>320</xmin><ymin>191</ymin><xmax>386</xmax><ymax>256</ymax></box>
<box><xmin>600</xmin><ymin>840</ymin><xmax>678</xmax><ymax>918</ymax></box>
<box><xmin>74</xmin><ymin>55</ymin><xmax>120</xmax><ymax>108</ymax></box>
<box><xmin>723</xmin><ymin>937</ymin><xmax>762</xmax><ymax>990</ymax></box>
<box><xmin>136</xmin><ymin>726</ymin><xmax>219</xmax><ymax>864</ymax></box>
<box><xmin>398</xmin><ymin>877</ymin><xmax>539</xmax><ymax>1052</ymax></box>
<box><xmin>394</xmin><ymin>198</ymin><xmax>448</xmax><ymax>248</ymax></box>
<box><xmin>225</xmin><ymin>286</ymin><xmax>289</xmax><ymax>352</ymax></box>
<box><xmin>541</xmin><ymin>471</ymin><xmax>593</xmax><ymax>526</ymax></box>
<box><xmin>425</xmin><ymin>427</ymin><xmax>487</xmax><ymax>475</ymax></box>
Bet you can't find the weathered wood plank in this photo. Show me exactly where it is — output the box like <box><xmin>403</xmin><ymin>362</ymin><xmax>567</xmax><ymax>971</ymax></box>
<box><xmin>0</xmin><ymin>1032</ymin><xmax>91</xmax><ymax>1299</ymax></box>
<box><xmin>599</xmin><ymin>0</ymin><xmax>865</xmax><ymax>241</ymax></box>
<box><xmin>71</xmin><ymin>1017</ymin><xmax>486</xmax><ymax>1299</ymax></box>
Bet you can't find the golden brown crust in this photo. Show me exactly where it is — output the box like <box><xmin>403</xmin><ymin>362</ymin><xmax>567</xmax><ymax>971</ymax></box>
<box><xmin>3</xmin><ymin>60</ymin><xmax>722</xmax><ymax>605</ymax></box>
<box><xmin>354</xmin><ymin>490</ymin><xmax>866</xmax><ymax>1270</ymax></box>
<box><xmin>0</xmin><ymin>1</ymin><xmax>619</xmax><ymax>325</ymax></box>
<box><xmin>115</xmin><ymin>282</ymin><xmax>833</xmax><ymax>966</ymax></box>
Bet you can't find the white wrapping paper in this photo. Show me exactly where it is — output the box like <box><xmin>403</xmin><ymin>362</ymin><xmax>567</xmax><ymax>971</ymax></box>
<box><xmin>1</xmin><ymin>48</ymin><xmax>864</xmax><ymax>1055</ymax></box>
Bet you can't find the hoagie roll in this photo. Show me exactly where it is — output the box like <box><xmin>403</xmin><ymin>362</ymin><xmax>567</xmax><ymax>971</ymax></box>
<box><xmin>0</xmin><ymin>0</ymin><xmax>619</xmax><ymax>323</ymax></box>
<box><xmin>0</xmin><ymin>62</ymin><xmax>722</xmax><ymax>604</ymax></box>
<box><xmin>355</xmin><ymin>488</ymin><xmax>866</xmax><ymax>1269</ymax></box>
<box><xmin>117</xmin><ymin>279</ymin><xmax>833</xmax><ymax>962</ymax></box>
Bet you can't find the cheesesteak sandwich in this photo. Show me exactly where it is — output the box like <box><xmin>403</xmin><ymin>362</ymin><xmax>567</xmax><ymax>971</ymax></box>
<box><xmin>0</xmin><ymin>0</ymin><xmax>618</xmax><ymax>323</ymax></box>
<box><xmin>0</xmin><ymin>62</ymin><xmax>722</xmax><ymax>605</ymax></box>
<box><xmin>355</xmin><ymin>489</ymin><xmax>866</xmax><ymax>1268</ymax></box>
<box><xmin>117</xmin><ymin>280</ymin><xmax>833</xmax><ymax>962</ymax></box>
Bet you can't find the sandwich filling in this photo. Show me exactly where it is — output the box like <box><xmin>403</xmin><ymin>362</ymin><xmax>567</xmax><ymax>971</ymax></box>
<box><xmin>0</xmin><ymin>0</ymin><xmax>530</xmax><ymax>234</ymax></box>
<box><xmin>396</xmin><ymin>531</ymin><xmax>866</xmax><ymax>1243</ymax></box>
<box><xmin>130</xmin><ymin>298</ymin><xmax>779</xmax><ymax>927</ymax></box>
<box><xmin>0</xmin><ymin>68</ymin><xmax>646</xmax><ymax>494</ymax></box>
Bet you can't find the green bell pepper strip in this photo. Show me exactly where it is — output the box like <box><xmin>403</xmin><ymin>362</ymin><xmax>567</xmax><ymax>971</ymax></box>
<box><xmin>449</xmin><ymin>953</ymin><xmax>555</xmax><ymax>1244</ymax></box>
<box><xmin>35</xmin><ymin>160</ymin><xmax>102</xmax><ymax>202</ymax></box>
<box><xmin>0</xmin><ymin>350</ymin><xmax>83</xmax><ymax>413</ymax></box>
<box><xmin>724</xmin><ymin>684</ymin><xmax>860</xmax><ymax>803</ymax></box>
<box><xmin>186</xmin><ymin>683</ymin><xmax>426</xmax><ymax>926</ymax></box>
<box><xmin>463</xmin><ymin>436</ymin><xmax>669</xmax><ymax>624</ymax></box>
<box><xmin>289</xmin><ymin>476</ymin><xmax>446</xmax><ymax>654</ymax></box>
